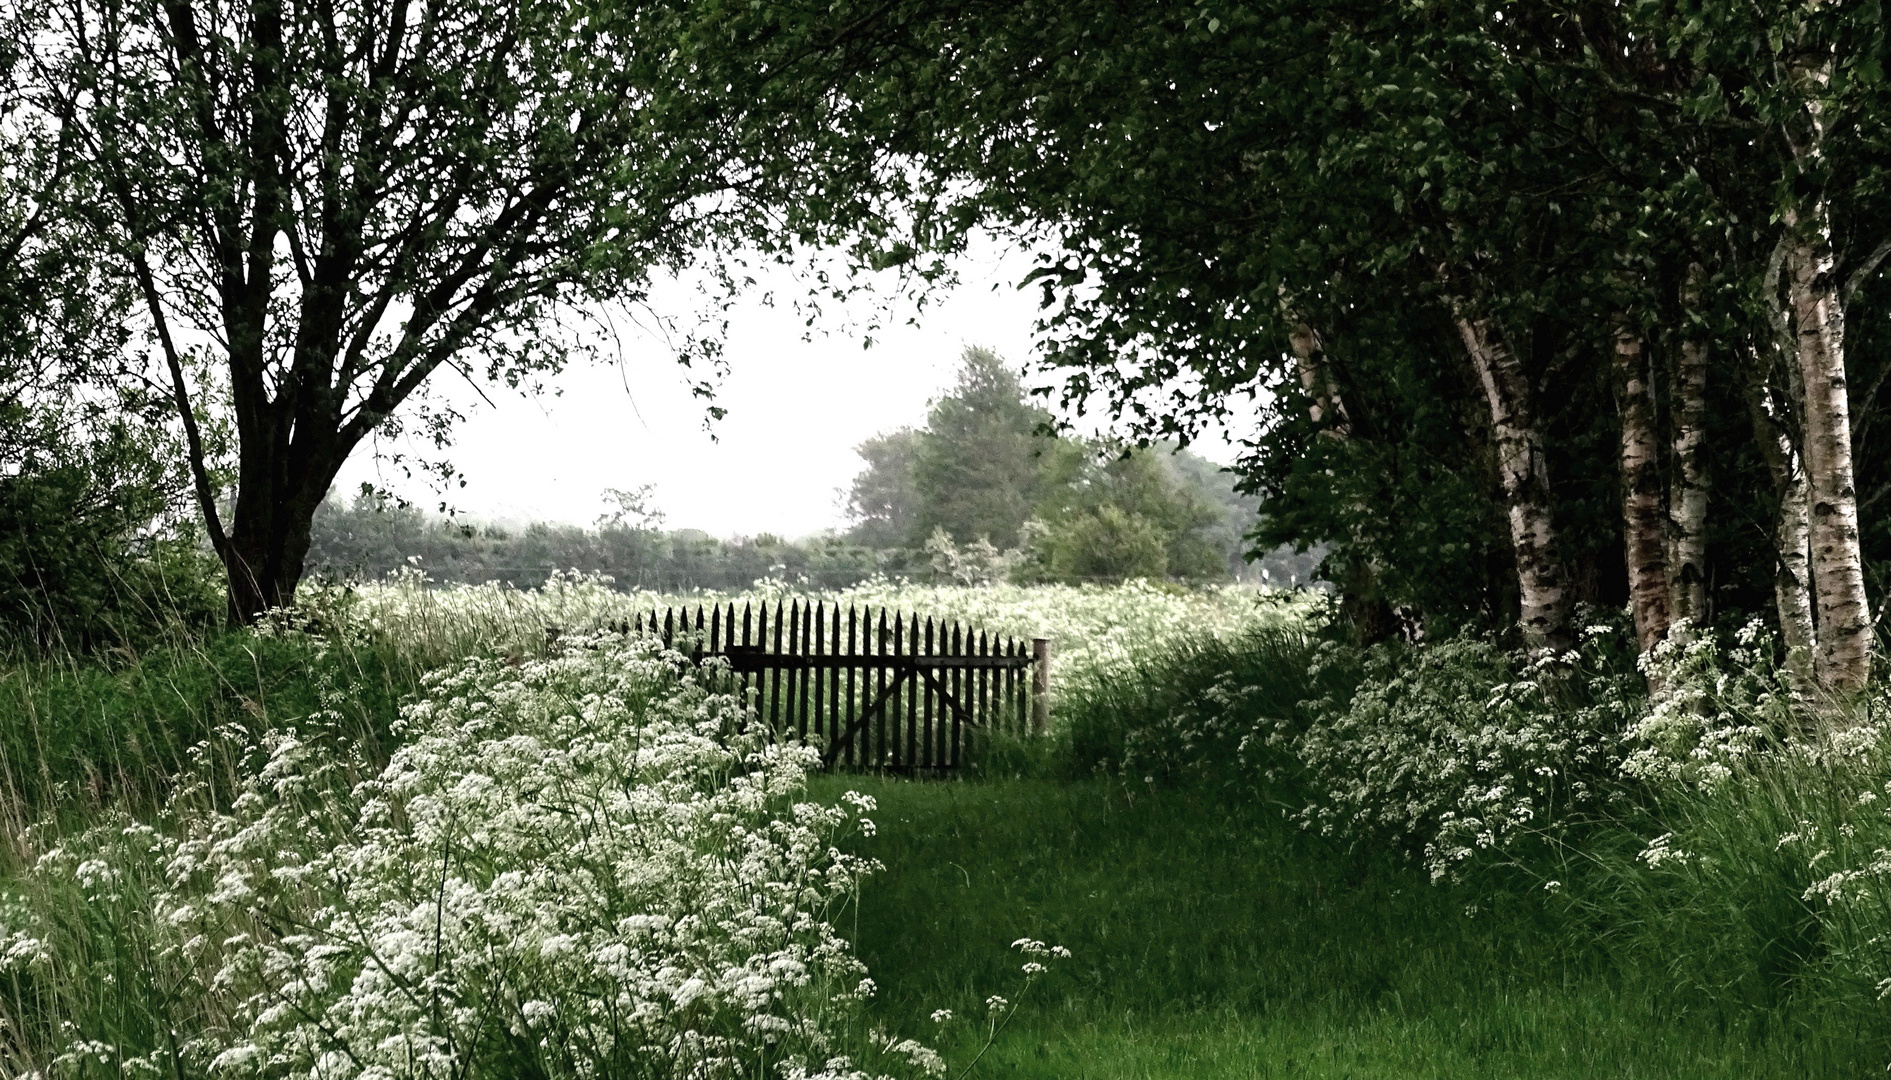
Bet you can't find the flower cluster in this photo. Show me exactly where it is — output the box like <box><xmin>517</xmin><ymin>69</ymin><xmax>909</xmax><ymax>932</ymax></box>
<box><xmin>1618</xmin><ymin>620</ymin><xmax>1790</xmax><ymax>792</ymax></box>
<box><xmin>1289</xmin><ymin>632</ymin><xmax>1635</xmax><ymax>880</ymax></box>
<box><xmin>3</xmin><ymin>633</ymin><xmax>925</xmax><ymax>1080</ymax></box>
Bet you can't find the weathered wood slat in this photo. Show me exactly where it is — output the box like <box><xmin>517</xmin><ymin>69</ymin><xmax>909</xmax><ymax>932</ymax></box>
<box><xmin>878</xmin><ymin>608</ymin><xmax>893</xmax><ymax>767</ymax></box>
<box><xmin>950</xmin><ymin>621</ymin><xmax>963</xmax><ymax>764</ymax></box>
<box><xmin>922</xmin><ymin>616</ymin><xmax>935</xmax><ymax>769</ymax></box>
<box><xmin>904</xmin><ymin>614</ymin><xmax>918</xmax><ymax>768</ymax></box>
<box><xmin>768</xmin><ymin>602</ymin><xmax>785</xmax><ymax>724</ymax></box>
<box><xmin>842</xmin><ymin>606</ymin><xmax>854</xmax><ymax>766</ymax></box>
<box><xmin>811</xmin><ymin>602</ymin><xmax>826</xmax><ymax>750</ymax></box>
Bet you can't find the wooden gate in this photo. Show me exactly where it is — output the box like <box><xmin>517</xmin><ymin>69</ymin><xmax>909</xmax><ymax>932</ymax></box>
<box><xmin>624</xmin><ymin>601</ymin><xmax>1047</xmax><ymax>771</ymax></box>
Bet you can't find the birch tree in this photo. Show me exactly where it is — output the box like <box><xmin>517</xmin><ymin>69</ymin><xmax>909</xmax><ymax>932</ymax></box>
<box><xmin>1668</xmin><ymin>268</ymin><xmax>1713</xmax><ymax>636</ymax></box>
<box><xmin>1660</xmin><ymin>0</ymin><xmax>1891</xmax><ymax>691</ymax></box>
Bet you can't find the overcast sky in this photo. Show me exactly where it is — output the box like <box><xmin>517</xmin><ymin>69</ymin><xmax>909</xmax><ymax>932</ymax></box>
<box><xmin>333</xmin><ymin>239</ymin><xmax>1260</xmax><ymax>539</ymax></box>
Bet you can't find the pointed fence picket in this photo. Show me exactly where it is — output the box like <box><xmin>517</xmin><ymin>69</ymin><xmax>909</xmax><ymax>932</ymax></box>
<box><xmin>619</xmin><ymin>601</ymin><xmax>1046</xmax><ymax>772</ymax></box>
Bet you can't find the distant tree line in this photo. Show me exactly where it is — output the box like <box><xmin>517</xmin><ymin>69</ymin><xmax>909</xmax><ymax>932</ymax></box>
<box><xmin>844</xmin><ymin>347</ymin><xmax>1314</xmax><ymax>584</ymax></box>
<box><xmin>304</xmin><ymin>349</ymin><xmax>1319</xmax><ymax>591</ymax></box>
<box><xmin>304</xmin><ymin>493</ymin><xmax>902</xmax><ymax>592</ymax></box>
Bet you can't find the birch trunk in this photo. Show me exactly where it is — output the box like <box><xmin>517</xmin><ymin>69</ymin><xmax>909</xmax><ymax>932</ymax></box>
<box><xmin>1454</xmin><ymin>312</ymin><xmax>1573</xmax><ymax>653</ymax></box>
<box><xmin>1289</xmin><ymin>321</ymin><xmax>1349</xmax><ymax>434</ymax></box>
<box><xmin>1288</xmin><ymin>319</ymin><xmax>1391</xmax><ymax>640</ymax></box>
<box><xmin>1776</xmin><ymin>470</ymin><xmax>1818</xmax><ymax>688</ymax></box>
<box><xmin>1669</xmin><ymin>271</ymin><xmax>1711</xmax><ymax>635</ymax></box>
<box><xmin>1748</xmin><ymin>362</ymin><xmax>1818</xmax><ymax>690</ymax></box>
<box><xmin>1614</xmin><ymin>323</ymin><xmax>1670</xmax><ymax>654</ymax></box>
<box><xmin>1787</xmin><ymin>220</ymin><xmax>1872</xmax><ymax>691</ymax></box>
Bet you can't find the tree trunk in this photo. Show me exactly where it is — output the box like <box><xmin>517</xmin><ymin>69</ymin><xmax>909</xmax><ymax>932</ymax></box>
<box><xmin>1290</xmin><ymin>321</ymin><xmax>1349</xmax><ymax>434</ymax></box>
<box><xmin>1668</xmin><ymin>270</ymin><xmax>1711</xmax><ymax>636</ymax></box>
<box><xmin>1748</xmin><ymin>356</ymin><xmax>1818</xmax><ymax>690</ymax></box>
<box><xmin>1288</xmin><ymin>319</ymin><xmax>1392</xmax><ymax>641</ymax></box>
<box><xmin>1786</xmin><ymin>221</ymin><xmax>1872</xmax><ymax>691</ymax></box>
<box><xmin>222</xmin><ymin>445</ymin><xmax>347</xmax><ymax>622</ymax></box>
<box><xmin>217</xmin><ymin>331</ymin><xmax>354</xmax><ymax>623</ymax></box>
<box><xmin>1454</xmin><ymin>312</ymin><xmax>1573</xmax><ymax>653</ymax></box>
<box><xmin>1776</xmin><ymin>469</ymin><xmax>1818</xmax><ymax>688</ymax></box>
<box><xmin>1613</xmin><ymin>322</ymin><xmax>1670</xmax><ymax>654</ymax></box>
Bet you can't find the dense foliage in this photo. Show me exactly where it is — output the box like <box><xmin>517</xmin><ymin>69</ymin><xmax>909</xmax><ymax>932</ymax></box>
<box><xmin>643</xmin><ymin>0</ymin><xmax>1891</xmax><ymax>688</ymax></box>
<box><xmin>1063</xmin><ymin>614</ymin><xmax>1891</xmax><ymax>1043</ymax></box>
<box><xmin>842</xmin><ymin>347</ymin><xmax>1308</xmax><ymax>583</ymax></box>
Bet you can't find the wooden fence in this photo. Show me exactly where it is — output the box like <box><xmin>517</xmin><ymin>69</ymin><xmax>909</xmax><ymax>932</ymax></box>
<box><xmin>623</xmin><ymin>601</ymin><xmax>1048</xmax><ymax>772</ymax></box>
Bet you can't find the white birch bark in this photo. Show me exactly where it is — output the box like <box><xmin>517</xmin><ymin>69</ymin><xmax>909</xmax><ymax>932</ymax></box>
<box><xmin>1454</xmin><ymin>311</ymin><xmax>1572</xmax><ymax>653</ymax></box>
<box><xmin>1289</xmin><ymin>321</ymin><xmax>1349</xmax><ymax>434</ymax></box>
<box><xmin>1669</xmin><ymin>270</ymin><xmax>1711</xmax><ymax>636</ymax></box>
<box><xmin>1773</xmin><ymin>48</ymin><xmax>1871</xmax><ymax>691</ymax></box>
<box><xmin>1748</xmin><ymin>359</ymin><xmax>1818</xmax><ymax>691</ymax></box>
<box><xmin>1614</xmin><ymin>323</ymin><xmax>1671</xmax><ymax>654</ymax></box>
<box><xmin>1786</xmin><ymin>223</ymin><xmax>1872</xmax><ymax>691</ymax></box>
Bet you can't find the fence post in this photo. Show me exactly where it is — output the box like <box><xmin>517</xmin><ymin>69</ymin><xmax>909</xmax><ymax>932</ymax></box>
<box><xmin>1031</xmin><ymin>637</ymin><xmax>1052</xmax><ymax>734</ymax></box>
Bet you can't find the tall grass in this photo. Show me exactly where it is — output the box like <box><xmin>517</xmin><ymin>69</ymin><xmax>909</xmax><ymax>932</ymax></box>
<box><xmin>1054</xmin><ymin>623</ymin><xmax>1335</xmax><ymax>785</ymax></box>
<box><xmin>1561</xmin><ymin>726</ymin><xmax>1891</xmax><ymax>1026</ymax></box>
<box><xmin>0</xmin><ymin>630</ymin><xmax>417</xmax><ymax>840</ymax></box>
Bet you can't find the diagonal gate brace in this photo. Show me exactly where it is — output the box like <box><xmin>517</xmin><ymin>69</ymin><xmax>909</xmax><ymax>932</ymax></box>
<box><xmin>822</xmin><ymin>667</ymin><xmax>916</xmax><ymax>768</ymax></box>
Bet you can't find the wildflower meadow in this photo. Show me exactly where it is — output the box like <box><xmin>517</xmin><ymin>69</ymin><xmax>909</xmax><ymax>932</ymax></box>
<box><xmin>0</xmin><ymin>575</ymin><xmax>1887</xmax><ymax>1077</ymax></box>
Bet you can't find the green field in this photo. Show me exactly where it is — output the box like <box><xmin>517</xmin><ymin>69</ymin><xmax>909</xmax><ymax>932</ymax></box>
<box><xmin>5</xmin><ymin>585</ymin><xmax>1888</xmax><ymax>1078</ymax></box>
<box><xmin>816</xmin><ymin>776</ymin><xmax>1875</xmax><ymax>1079</ymax></box>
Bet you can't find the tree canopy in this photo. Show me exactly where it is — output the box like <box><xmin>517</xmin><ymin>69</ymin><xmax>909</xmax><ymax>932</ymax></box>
<box><xmin>7</xmin><ymin>0</ymin><xmax>918</xmax><ymax>620</ymax></box>
<box><xmin>758</xmin><ymin>0</ymin><xmax>1891</xmax><ymax>693</ymax></box>
<box><xmin>844</xmin><ymin>346</ymin><xmax>1266</xmax><ymax>582</ymax></box>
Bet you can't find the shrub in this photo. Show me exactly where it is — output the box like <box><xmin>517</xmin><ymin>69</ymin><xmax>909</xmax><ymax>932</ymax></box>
<box><xmin>0</xmin><ymin>633</ymin><xmax>933</xmax><ymax>1080</ymax></box>
<box><xmin>1291</xmin><ymin>630</ymin><xmax>1638</xmax><ymax>880</ymax></box>
<box><xmin>1061</xmin><ymin>619</ymin><xmax>1641</xmax><ymax>881</ymax></box>
<box><xmin>0</xmin><ymin>463</ymin><xmax>223</xmax><ymax>654</ymax></box>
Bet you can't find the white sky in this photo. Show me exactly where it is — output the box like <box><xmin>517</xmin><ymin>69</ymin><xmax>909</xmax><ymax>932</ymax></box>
<box><xmin>334</xmin><ymin>239</ymin><xmax>1260</xmax><ymax>539</ymax></box>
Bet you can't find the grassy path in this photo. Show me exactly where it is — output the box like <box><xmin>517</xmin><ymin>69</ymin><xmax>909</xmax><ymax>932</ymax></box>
<box><xmin>810</xmin><ymin>776</ymin><xmax>1873</xmax><ymax>1079</ymax></box>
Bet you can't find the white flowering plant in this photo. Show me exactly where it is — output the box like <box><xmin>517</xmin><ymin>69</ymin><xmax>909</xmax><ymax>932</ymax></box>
<box><xmin>1289</xmin><ymin>628</ymin><xmax>1639</xmax><ymax>880</ymax></box>
<box><xmin>1618</xmin><ymin>619</ymin><xmax>1799</xmax><ymax>793</ymax></box>
<box><xmin>0</xmin><ymin>633</ymin><xmax>936</xmax><ymax>1080</ymax></box>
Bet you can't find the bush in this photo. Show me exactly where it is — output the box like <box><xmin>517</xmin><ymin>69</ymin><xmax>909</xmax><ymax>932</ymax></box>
<box><xmin>0</xmin><ymin>632</ymin><xmax>936</xmax><ymax>1079</ymax></box>
<box><xmin>1061</xmin><ymin>620</ymin><xmax>1641</xmax><ymax>880</ymax></box>
<box><xmin>1291</xmin><ymin>631</ymin><xmax>1639</xmax><ymax>880</ymax></box>
<box><xmin>0</xmin><ymin>462</ymin><xmax>223</xmax><ymax>654</ymax></box>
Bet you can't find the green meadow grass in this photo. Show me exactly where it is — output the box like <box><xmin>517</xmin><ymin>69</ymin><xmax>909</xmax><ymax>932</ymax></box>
<box><xmin>0</xmin><ymin>632</ymin><xmax>415</xmax><ymax>839</ymax></box>
<box><xmin>813</xmin><ymin>776</ymin><xmax>1881</xmax><ymax>1079</ymax></box>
